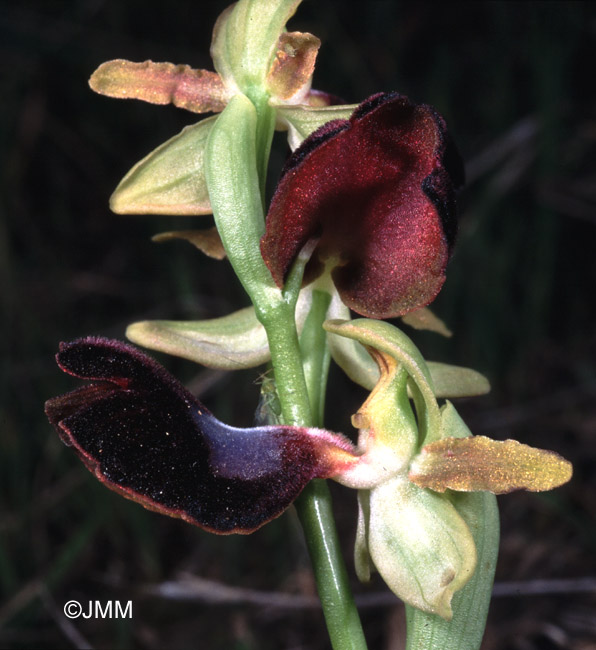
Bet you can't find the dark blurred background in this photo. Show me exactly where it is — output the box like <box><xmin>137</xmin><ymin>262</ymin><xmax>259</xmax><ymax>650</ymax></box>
<box><xmin>2</xmin><ymin>1</ymin><xmax>596</xmax><ymax>648</ymax></box>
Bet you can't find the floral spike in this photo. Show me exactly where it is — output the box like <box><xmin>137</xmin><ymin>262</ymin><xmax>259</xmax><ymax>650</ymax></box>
<box><xmin>261</xmin><ymin>92</ymin><xmax>465</xmax><ymax>319</ymax></box>
<box><xmin>45</xmin><ymin>337</ymin><xmax>357</xmax><ymax>534</ymax></box>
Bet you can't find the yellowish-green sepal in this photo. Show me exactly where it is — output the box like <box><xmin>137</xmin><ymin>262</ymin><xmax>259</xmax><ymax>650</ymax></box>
<box><xmin>367</xmin><ymin>477</ymin><xmax>477</xmax><ymax>620</ymax></box>
<box><xmin>110</xmin><ymin>117</ymin><xmax>216</xmax><ymax>215</ymax></box>
<box><xmin>427</xmin><ymin>362</ymin><xmax>490</xmax><ymax>398</ymax></box>
<box><xmin>126</xmin><ymin>290</ymin><xmax>314</xmax><ymax>369</ymax></box>
<box><xmin>126</xmin><ymin>307</ymin><xmax>269</xmax><ymax>369</ymax></box>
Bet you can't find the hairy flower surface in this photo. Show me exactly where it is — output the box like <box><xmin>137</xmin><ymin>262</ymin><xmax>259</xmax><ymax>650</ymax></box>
<box><xmin>260</xmin><ymin>92</ymin><xmax>465</xmax><ymax>319</ymax></box>
<box><xmin>45</xmin><ymin>337</ymin><xmax>357</xmax><ymax>534</ymax></box>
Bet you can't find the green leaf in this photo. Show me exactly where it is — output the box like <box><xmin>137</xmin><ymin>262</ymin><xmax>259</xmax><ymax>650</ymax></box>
<box><xmin>211</xmin><ymin>0</ymin><xmax>302</xmax><ymax>95</ymax></box>
<box><xmin>367</xmin><ymin>476</ymin><xmax>477</xmax><ymax>620</ymax></box>
<box><xmin>276</xmin><ymin>104</ymin><xmax>357</xmax><ymax>149</ymax></box>
<box><xmin>110</xmin><ymin>117</ymin><xmax>216</xmax><ymax>215</ymax></box>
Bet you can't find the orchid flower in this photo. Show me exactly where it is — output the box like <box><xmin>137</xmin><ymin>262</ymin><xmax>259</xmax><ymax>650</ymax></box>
<box><xmin>324</xmin><ymin>318</ymin><xmax>571</xmax><ymax>619</ymax></box>
<box><xmin>44</xmin><ymin>337</ymin><xmax>357</xmax><ymax>534</ymax></box>
<box><xmin>45</xmin><ymin>327</ymin><xmax>571</xmax><ymax>616</ymax></box>
<box><xmin>261</xmin><ymin>91</ymin><xmax>464</xmax><ymax>319</ymax></box>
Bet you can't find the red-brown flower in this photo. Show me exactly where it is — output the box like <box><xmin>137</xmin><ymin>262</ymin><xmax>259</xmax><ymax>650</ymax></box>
<box><xmin>45</xmin><ymin>337</ymin><xmax>357</xmax><ymax>534</ymax></box>
<box><xmin>260</xmin><ymin>92</ymin><xmax>464</xmax><ymax>319</ymax></box>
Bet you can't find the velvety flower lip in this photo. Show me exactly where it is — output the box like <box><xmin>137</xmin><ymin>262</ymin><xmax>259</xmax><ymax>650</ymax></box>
<box><xmin>45</xmin><ymin>337</ymin><xmax>357</xmax><ymax>534</ymax></box>
<box><xmin>260</xmin><ymin>92</ymin><xmax>464</xmax><ymax>319</ymax></box>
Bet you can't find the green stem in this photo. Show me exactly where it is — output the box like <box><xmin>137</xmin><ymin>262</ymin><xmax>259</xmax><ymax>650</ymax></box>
<box><xmin>296</xmin><ymin>481</ymin><xmax>368</xmax><ymax>650</ymax></box>
<box><xmin>257</xmin><ymin>283</ymin><xmax>367</xmax><ymax>650</ymax></box>
<box><xmin>206</xmin><ymin>90</ymin><xmax>367</xmax><ymax>650</ymax></box>
<box><xmin>299</xmin><ymin>289</ymin><xmax>332</xmax><ymax>427</ymax></box>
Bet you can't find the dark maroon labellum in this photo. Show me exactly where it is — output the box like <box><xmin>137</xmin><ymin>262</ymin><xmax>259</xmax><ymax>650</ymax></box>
<box><xmin>45</xmin><ymin>337</ymin><xmax>353</xmax><ymax>534</ymax></box>
<box><xmin>261</xmin><ymin>92</ymin><xmax>464</xmax><ymax>319</ymax></box>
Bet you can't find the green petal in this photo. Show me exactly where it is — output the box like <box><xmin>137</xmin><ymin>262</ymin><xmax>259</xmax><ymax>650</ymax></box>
<box><xmin>110</xmin><ymin>117</ymin><xmax>216</xmax><ymax>215</ymax></box>
<box><xmin>409</xmin><ymin>435</ymin><xmax>573</xmax><ymax>494</ymax></box>
<box><xmin>368</xmin><ymin>477</ymin><xmax>477</xmax><ymax>620</ymax></box>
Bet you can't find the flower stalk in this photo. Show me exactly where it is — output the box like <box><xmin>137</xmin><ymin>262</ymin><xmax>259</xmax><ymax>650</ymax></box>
<box><xmin>204</xmin><ymin>67</ymin><xmax>368</xmax><ymax>649</ymax></box>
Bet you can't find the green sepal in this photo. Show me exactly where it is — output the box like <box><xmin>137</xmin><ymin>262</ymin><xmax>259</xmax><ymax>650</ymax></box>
<box><xmin>126</xmin><ymin>308</ymin><xmax>269</xmax><ymax>369</ymax></box>
<box><xmin>427</xmin><ymin>363</ymin><xmax>490</xmax><ymax>398</ymax></box>
<box><xmin>325</xmin><ymin>304</ymin><xmax>490</xmax><ymax>398</ymax></box>
<box><xmin>211</xmin><ymin>0</ymin><xmax>302</xmax><ymax>97</ymax></box>
<box><xmin>405</xmin><ymin>492</ymin><xmax>499</xmax><ymax>650</ymax></box>
<box><xmin>110</xmin><ymin>116</ymin><xmax>216</xmax><ymax>215</ymax></box>
<box><xmin>366</xmin><ymin>477</ymin><xmax>477</xmax><ymax>620</ymax></box>
<box><xmin>152</xmin><ymin>228</ymin><xmax>226</xmax><ymax>260</ymax></box>
<box><xmin>276</xmin><ymin>104</ymin><xmax>357</xmax><ymax>150</ymax></box>
<box><xmin>126</xmin><ymin>290</ymin><xmax>314</xmax><ymax>369</ymax></box>
<box><xmin>324</xmin><ymin>318</ymin><xmax>441</xmax><ymax>444</ymax></box>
